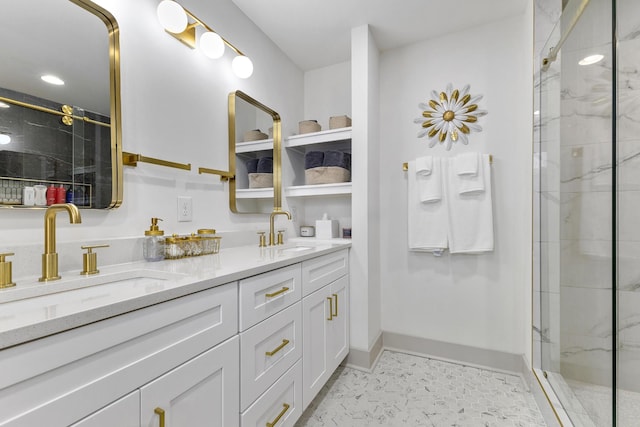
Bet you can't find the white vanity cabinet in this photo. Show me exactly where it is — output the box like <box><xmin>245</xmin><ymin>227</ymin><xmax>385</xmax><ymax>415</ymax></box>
<box><xmin>301</xmin><ymin>249</ymin><xmax>350</xmax><ymax>409</ymax></box>
<box><xmin>0</xmin><ymin>282</ymin><xmax>239</xmax><ymax>427</ymax></box>
<box><xmin>0</xmin><ymin>245</ymin><xmax>351</xmax><ymax>427</ymax></box>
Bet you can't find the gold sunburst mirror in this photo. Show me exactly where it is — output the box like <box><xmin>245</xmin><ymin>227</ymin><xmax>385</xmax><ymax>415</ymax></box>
<box><xmin>415</xmin><ymin>83</ymin><xmax>487</xmax><ymax>150</ymax></box>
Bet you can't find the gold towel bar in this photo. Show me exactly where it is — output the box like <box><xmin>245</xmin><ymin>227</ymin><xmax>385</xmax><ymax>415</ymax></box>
<box><xmin>402</xmin><ymin>154</ymin><xmax>493</xmax><ymax>171</ymax></box>
<box><xmin>198</xmin><ymin>167</ymin><xmax>235</xmax><ymax>181</ymax></box>
<box><xmin>122</xmin><ymin>152</ymin><xmax>191</xmax><ymax>171</ymax></box>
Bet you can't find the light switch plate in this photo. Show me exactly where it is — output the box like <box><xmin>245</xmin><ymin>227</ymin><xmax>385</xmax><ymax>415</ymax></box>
<box><xmin>177</xmin><ymin>196</ymin><xmax>192</xmax><ymax>222</ymax></box>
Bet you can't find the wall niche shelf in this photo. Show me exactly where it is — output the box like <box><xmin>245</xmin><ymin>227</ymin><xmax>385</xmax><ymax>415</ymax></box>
<box><xmin>236</xmin><ymin>187</ymin><xmax>274</xmax><ymax>199</ymax></box>
<box><xmin>236</xmin><ymin>138</ymin><xmax>274</xmax><ymax>154</ymax></box>
<box><xmin>285</xmin><ymin>182</ymin><xmax>352</xmax><ymax>198</ymax></box>
<box><xmin>285</xmin><ymin>127</ymin><xmax>351</xmax><ymax>149</ymax></box>
<box><xmin>284</xmin><ymin>127</ymin><xmax>352</xmax><ymax>197</ymax></box>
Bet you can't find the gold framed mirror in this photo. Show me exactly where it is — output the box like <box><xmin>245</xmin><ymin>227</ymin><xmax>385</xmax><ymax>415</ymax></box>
<box><xmin>228</xmin><ymin>91</ymin><xmax>281</xmax><ymax>214</ymax></box>
<box><xmin>0</xmin><ymin>0</ymin><xmax>122</xmax><ymax>209</ymax></box>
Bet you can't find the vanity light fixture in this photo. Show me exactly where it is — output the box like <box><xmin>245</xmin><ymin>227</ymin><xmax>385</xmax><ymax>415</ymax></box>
<box><xmin>41</xmin><ymin>75</ymin><xmax>65</xmax><ymax>85</ymax></box>
<box><xmin>578</xmin><ymin>54</ymin><xmax>604</xmax><ymax>66</ymax></box>
<box><xmin>156</xmin><ymin>0</ymin><xmax>253</xmax><ymax>78</ymax></box>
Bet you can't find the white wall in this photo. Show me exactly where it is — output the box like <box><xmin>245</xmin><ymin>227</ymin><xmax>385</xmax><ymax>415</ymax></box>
<box><xmin>0</xmin><ymin>0</ymin><xmax>303</xmax><ymax>249</ymax></box>
<box><xmin>303</xmin><ymin>61</ymin><xmax>351</xmax><ymax>131</ymax></box>
<box><xmin>379</xmin><ymin>13</ymin><xmax>533</xmax><ymax>356</ymax></box>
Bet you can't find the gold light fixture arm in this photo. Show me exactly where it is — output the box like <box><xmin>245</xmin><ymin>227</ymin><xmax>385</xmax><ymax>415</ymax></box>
<box><xmin>122</xmin><ymin>152</ymin><xmax>191</xmax><ymax>171</ymax></box>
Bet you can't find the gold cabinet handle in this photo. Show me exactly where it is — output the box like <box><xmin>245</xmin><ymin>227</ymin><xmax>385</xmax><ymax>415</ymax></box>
<box><xmin>332</xmin><ymin>293</ymin><xmax>338</xmax><ymax>317</ymax></box>
<box><xmin>266</xmin><ymin>403</ymin><xmax>290</xmax><ymax>427</ymax></box>
<box><xmin>154</xmin><ymin>407</ymin><xmax>165</xmax><ymax>427</ymax></box>
<box><xmin>265</xmin><ymin>286</ymin><xmax>289</xmax><ymax>298</ymax></box>
<box><xmin>265</xmin><ymin>339</ymin><xmax>290</xmax><ymax>356</ymax></box>
<box><xmin>327</xmin><ymin>297</ymin><xmax>334</xmax><ymax>321</ymax></box>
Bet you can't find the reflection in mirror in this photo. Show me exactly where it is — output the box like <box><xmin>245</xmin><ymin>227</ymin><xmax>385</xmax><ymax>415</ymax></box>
<box><xmin>228</xmin><ymin>91</ymin><xmax>281</xmax><ymax>214</ymax></box>
<box><xmin>0</xmin><ymin>0</ymin><xmax>122</xmax><ymax>209</ymax></box>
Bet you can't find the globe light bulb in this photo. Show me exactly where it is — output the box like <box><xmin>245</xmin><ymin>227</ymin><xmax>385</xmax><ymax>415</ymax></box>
<box><xmin>200</xmin><ymin>32</ymin><xmax>225</xmax><ymax>59</ymax></box>
<box><xmin>157</xmin><ymin>0</ymin><xmax>188</xmax><ymax>34</ymax></box>
<box><xmin>232</xmin><ymin>55</ymin><xmax>253</xmax><ymax>79</ymax></box>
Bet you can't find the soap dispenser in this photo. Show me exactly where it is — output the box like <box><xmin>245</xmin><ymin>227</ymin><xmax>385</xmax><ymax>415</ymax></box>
<box><xmin>143</xmin><ymin>218</ymin><xmax>165</xmax><ymax>262</ymax></box>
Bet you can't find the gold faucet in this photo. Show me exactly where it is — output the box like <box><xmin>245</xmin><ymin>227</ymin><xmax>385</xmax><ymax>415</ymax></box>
<box><xmin>269</xmin><ymin>209</ymin><xmax>291</xmax><ymax>246</ymax></box>
<box><xmin>39</xmin><ymin>203</ymin><xmax>82</xmax><ymax>282</ymax></box>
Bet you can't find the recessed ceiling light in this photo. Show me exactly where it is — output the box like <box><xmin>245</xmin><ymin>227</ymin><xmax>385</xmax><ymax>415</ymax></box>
<box><xmin>0</xmin><ymin>102</ymin><xmax>9</xmax><ymax>109</ymax></box>
<box><xmin>578</xmin><ymin>54</ymin><xmax>604</xmax><ymax>66</ymax></box>
<box><xmin>41</xmin><ymin>74</ymin><xmax>65</xmax><ymax>85</ymax></box>
<box><xmin>0</xmin><ymin>134</ymin><xmax>11</xmax><ymax>145</ymax></box>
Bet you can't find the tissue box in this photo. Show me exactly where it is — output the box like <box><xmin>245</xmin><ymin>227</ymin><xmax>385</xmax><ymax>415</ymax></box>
<box><xmin>315</xmin><ymin>219</ymin><xmax>339</xmax><ymax>239</ymax></box>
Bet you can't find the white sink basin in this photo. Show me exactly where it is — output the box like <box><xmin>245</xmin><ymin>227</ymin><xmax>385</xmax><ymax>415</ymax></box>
<box><xmin>0</xmin><ymin>269</ymin><xmax>188</xmax><ymax>306</ymax></box>
<box><xmin>280</xmin><ymin>245</ymin><xmax>314</xmax><ymax>253</ymax></box>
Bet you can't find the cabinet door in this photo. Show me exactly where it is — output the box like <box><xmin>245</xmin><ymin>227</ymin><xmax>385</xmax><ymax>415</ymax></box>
<box><xmin>328</xmin><ymin>275</ymin><xmax>349</xmax><ymax>369</ymax></box>
<box><xmin>301</xmin><ymin>285</ymin><xmax>331</xmax><ymax>409</ymax></box>
<box><xmin>140</xmin><ymin>336</ymin><xmax>239</xmax><ymax>427</ymax></box>
<box><xmin>70</xmin><ymin>391</ymin><xmax>140</xmax><ymax>427</ymax></box>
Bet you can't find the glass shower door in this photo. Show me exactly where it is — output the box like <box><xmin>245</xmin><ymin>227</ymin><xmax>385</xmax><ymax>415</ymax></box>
<box><xmin>537</xmin><ymin>0</ymin><xmax>615</xmax><ymax>425</ymax></box>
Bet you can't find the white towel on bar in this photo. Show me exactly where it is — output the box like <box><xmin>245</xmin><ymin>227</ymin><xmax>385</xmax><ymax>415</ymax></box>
<box><xmin>407</xmin><ymin>160</ymin><xmax>448</xmax><ymax>255</ymax></box>
<box><xmin>446</xmin><ymin>154</ymin><xmax>494</xmax><ymax>254</ymax></box>
<box><xmin>416</xmin><ymin>156</ymin><xmax>442</xmax><ymax>203</ymax></box>
<box><xmin>454</xmin><ymin>152</ymin><xmax>485</xmax><ymax>194</ymax></box>
<box><xmin>454</xmin><ymin>152</ymin><xmax>479</xmax><ymax>176</ymax></box>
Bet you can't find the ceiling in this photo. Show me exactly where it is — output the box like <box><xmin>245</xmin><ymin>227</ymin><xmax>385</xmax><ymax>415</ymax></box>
<box><xmin>232</xmin><ymin>0</ymin><xmax>529</xmax><ymax>71</ymax></box>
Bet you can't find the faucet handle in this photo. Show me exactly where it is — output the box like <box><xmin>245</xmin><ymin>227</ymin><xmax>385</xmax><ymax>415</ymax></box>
<box><xmin>80</xmin><ymin>244</ymin><xmax>110</xmax><ymax>276</ymax></box>
<box><xmin>257</xmin><ymin>232</ymin><xmax>267</xmax><ymax>248</ymax></box>
<box><xmin>277</xmin><ymin>229</ymin><xmax>285</xmax><ymax>245</ymax></box>
<box><xmin>0</xmin><ymin>252</ymin><xmax>16</xmax><ymax>288</ymax></box>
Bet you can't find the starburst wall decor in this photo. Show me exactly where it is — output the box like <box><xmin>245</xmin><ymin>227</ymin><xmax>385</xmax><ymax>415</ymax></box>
<box><xmin>415</xmin><ymin>83</ymin><xmax>487</xmax><ymax>150</ymax></box>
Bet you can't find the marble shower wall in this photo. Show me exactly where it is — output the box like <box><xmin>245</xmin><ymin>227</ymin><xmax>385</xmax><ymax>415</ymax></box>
<box><xmin>555</xmin><ymin>0</ymin><xmax>615</xmax><ymax>389</ymax></box>
<box><xmin>534</xmin><ymin>0</ymin><xmax>562</xmax><ymax>374</ymax></box>
<box><xmin>616</xmin><ymin>0</ymin><xmax>640</xmax><ymax>394</ymax></box>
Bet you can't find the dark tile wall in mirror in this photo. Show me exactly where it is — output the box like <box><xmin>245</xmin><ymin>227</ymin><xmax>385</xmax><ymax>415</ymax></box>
<box><xmin>0</xmin><ymin>87</ymin><xmax>112</xmax><ymax>208</ymax></box>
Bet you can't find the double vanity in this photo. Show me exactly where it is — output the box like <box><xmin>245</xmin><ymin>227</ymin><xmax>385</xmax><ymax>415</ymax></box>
<box><xmin>0</xmin><ymin>241</ymin><xmax>350</xmax><ymax>427</ymax></box>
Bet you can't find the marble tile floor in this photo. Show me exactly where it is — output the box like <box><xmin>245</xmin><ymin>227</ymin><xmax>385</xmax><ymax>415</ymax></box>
<box><xmin>296</xmin><ymin>350</ymin><xmax>547</xmax><ymax>427</ymax></box>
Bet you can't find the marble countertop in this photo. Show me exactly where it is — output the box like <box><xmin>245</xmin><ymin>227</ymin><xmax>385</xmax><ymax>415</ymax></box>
<box><xmin>0</xmin><ymin>240</ymin><xmax>350</xmax><ymax>350</ymax></box>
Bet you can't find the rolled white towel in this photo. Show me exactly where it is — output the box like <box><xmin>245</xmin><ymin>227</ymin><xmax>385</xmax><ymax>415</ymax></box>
<box><xmin>415</xmin><ymin>156</ymin><xmax>433</xmax><ymax>176</ymax></box>
<box><xmin>416</xmin><ymin>156</ymin><xmax>442</xmax><ymax>203</ymax></box>
<box><xmin>455</xmin><ymin>153</ymin><xmax>485</xmax><ymax>194</ymax></box>
<box><xmin>454</xmin><ymin>152</ymin><xmax>479</xmax><ymax>176</ymax></box>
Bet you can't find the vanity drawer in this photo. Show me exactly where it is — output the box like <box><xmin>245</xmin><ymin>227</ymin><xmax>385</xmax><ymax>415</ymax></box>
<box><xmin>241</xmin><ymin>359</ymin><xmax>302</xmax><ymax>427</ymax></box>
<box><xmin>240</xmin><ymin>301</ymin><xmax>302</xmax><ymax>410</ymax></box>
<box><xmin>301</xmin><ymin>249</ymin><xmax>349</xmax><ymax>296</ymax></box>
<box><xmin>239</xmin><ymin>264</ymin><xmax>301</xmax><ymax>331</ymax></box>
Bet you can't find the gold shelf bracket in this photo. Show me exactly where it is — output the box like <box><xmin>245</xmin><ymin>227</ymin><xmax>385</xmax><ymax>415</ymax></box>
<box><xmin>198</xmin><ymin>166</ymin><xmax>234</xmax><ymax>182</ymax></box>
<box><xmin>122</xmin><ymin>152</ymin><xmax>191</xmax><ymax>171</ymax></box>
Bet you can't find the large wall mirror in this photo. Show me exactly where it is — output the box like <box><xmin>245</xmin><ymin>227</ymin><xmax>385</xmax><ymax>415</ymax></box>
<box><xmin>228</xmin><ymin>91</ymin><xmax>281</xmax><ymax>214</ymax></box>
<box><xmin>0</xmin><ymin>0</ymin><xmax>122</xmax><ymax>209</ymax></box>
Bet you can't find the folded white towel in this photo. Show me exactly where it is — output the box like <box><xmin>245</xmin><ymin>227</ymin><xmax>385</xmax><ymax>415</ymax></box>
<box><xmin>446</xmin><ymin>154</ymin><xmax>494</xmax><ymax>254</ymax></box>
<box><xmin>416</xmin><ymin>156</ymin><xmax>442</xmax><ymax>203</ymax></box>
<box><xmin>415</xmin><ymin>156</ymin><xmax>433</xmax><ymax>176</ymax></box>
<box><xmin>454</xmin><ymin>152</ymin><xmax>479</xmax><ymax>176</ymax></box>
<box><xmin>454</xmin><ymin>152</ymin><xmax>485</xmax><ymax>194</ymax></box>
<box><xmin>407</xmin><ymin>160</ymin><xmax>448</xmax><ymax>255</ymax></box>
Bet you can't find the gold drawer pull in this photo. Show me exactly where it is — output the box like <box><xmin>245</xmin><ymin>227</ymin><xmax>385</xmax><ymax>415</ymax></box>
<box><xmin>266</xmin><ymin>403</ymin><xmax>290</xmax><ymax>427</ymax></box>
<box><xmin>154</xmin><ymin>407</ymin><xmax>165</xmax><ymax>427</ymax></box>
<box><xmin>265</xmin><ymin>286</ymin><xmax>289</xmax><ymax>298</ymax></box>
<box><xmin>327</xmin><ymin>297</ymin><xmax>334</xmax><ymax>321</ymax></box>
<box><xmin>265</xmin><ymin>339</ymin><xmax>290</xmax><ymax>356</ymax></box>
<box><xmin>332</xmin><ymin>293</ymin><xmax>338</xmax><ymax>317</ymax></box>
